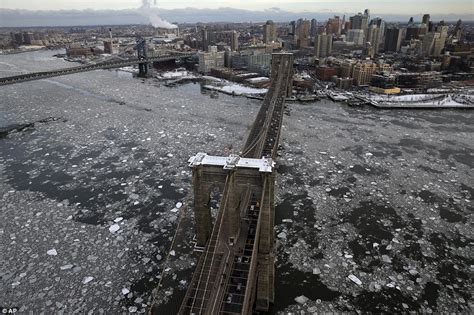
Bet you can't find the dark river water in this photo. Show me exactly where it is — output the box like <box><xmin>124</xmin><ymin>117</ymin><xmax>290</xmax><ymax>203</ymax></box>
<box><xmin>0</xmin><ymin>50</ymin><xmax>472</xmax><ymax>313</ymax></box>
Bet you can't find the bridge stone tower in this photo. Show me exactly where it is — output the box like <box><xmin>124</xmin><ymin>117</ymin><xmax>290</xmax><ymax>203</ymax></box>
<box><xmin>136</xmin><ymin>38</ymin><xmax>149</xmax><ymax>77</ymax></box>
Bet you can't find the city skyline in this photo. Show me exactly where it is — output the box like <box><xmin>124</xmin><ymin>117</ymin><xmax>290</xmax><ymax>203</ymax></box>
<box><xmin>0</xmin><ymin>0</ymin><xmax>473</xmax><ymax>15</ymax></box>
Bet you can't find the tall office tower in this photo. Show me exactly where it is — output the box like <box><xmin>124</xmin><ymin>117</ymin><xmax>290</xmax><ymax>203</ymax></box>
<box><xmin>408</xmin><ymin>17</ymin><xmax>414</xmax><ymax>25</ymax></box>
<box><xmin>347</xmin><ymin>29</ymin><xmax>365</xmax><ymax>45</ymax></box>
<box><xmin>231</xmin><ymin>31</ymin><xmax>239</xmax><ymax>51</ymax></box>
<box><xmin>263</xmin><ymin>20</ymin><xmax>277</xmax><ymax>43</ymax></box>
<box><xmin>326</xmin><ymin>16</ymin><xmax>341</xmax><ymax>35</ymax></box>
<box><xmin>369</xmin><ymin>18</ymin><xmax>385</xmax><ymax>51</ymax></box>
<box><xmin>367</xmin><ymin>24</ymin><xmax>381</xmax><ymax>54</ymax></box>
<box><xmin>422</xmin><ymin>14</ymin><xmax>430</xmax><ymax>25</ymax></box>
<box><xmin>429</xmin><ymin>25</ymin><xmax>449</xmax><ymax>56</ymax></box>
<box><xmin>314</xmin><ymin>33</ymin><xmax>333</xmax><ymax>58</ymax></box>
<box><xmin>297</xmin><ymin>19</ymin><xmax>311</xmax><ymax>47</ymax></box>
<box><xmin>201</xmin><ymin>28</ymin><xmax>208</xmax><ymax>51</ymax></box>
<box><xmin>310</xmin><ymin>19</ymin><xmax>318</xmax><ymax>37</ymax></box>
<box><xmin>452</xmin><ymin>19</ymin><xmax>463</xmax><ymax>41</ymax></box>
<box><xmin>341</xmin><ymin>15</ymin><xmax>346</xmax><ymax>31</ymax></box>
<box><xmin>289</xmin><ymin>21</ymin><xmax>296</xmax><ymax>36</ymax></box>
<box><xmin>350</xmin><ymin>13</ymin><xmax>369</xmax><ymax>38</ymax></box>
<box><xmin>384</xmin><ymin>27</ymin><xmax>403</xmax><ymax>52</ymax></box>
<box><xmin>364</xmin><ymin>9</ymin><xmax>370</xmax><ymax>19</ymax></box>
<box><xmin>422</xmin><ymin>14</ymin><xmax>431</xmax><ymax>33</ymax></box>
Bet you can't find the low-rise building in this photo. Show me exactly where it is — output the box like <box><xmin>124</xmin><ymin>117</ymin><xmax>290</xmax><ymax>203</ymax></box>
<box><xmin>315</xmin><ymin>65</ymin><xmax>337</xmax><ymax>81</ymax></box>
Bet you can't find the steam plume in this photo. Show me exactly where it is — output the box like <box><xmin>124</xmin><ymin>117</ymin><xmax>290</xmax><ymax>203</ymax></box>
<box><xmin>140</xmin><ymin>0</ymin><xmax>177</xmax><ymax>29</ymax></box>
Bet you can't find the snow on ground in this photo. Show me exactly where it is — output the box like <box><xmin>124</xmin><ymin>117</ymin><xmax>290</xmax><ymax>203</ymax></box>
<box><xmin>204</xmin><ymin>83</ymin><xmax>268</xmax><ymax>96</ymax></box>
<box><xmin>118</xmin><ymin>66</ymin><xmax>139</xmax><ymax>74</ymax></box>
<box><xmin>156</xmin><ymin>70</ymin><xmax>197</xmax><ymax>80</ymax></box>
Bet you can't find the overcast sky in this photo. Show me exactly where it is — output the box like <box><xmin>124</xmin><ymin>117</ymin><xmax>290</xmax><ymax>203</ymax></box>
<box><xmin>1</xmin><ymin>0</ymin><xmax>473</xmax><ymax>14</ymax></box>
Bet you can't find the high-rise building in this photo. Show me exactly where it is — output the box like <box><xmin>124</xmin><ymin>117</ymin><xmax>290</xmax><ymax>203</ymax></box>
<box><xmin>366</xmin><ymin>18</ymin><xmax>385</xmax><ymax>55</ymax></box>
<box><xmin>201</xmin><ymin>28</ymin><xmax>208</xmax><ymax>51</ymax></box>
<box><xmin>364</xmin><ymin>9</ymin><xmax>370</xmax><ymax>20</ymax></box>
<box><xmin>296</xmin><ymin>19</ymin><xmax>311</xmax><ymax>48</ymax></box>
<box><xmin>422</xmin><ymin>25</ymin><xmax>448</xmax><ymax>56</ymax></box>
<box><xmin>326</xmin><ymin>16</ymin><xmax>342</xmax><ymax>35</ymax></box>
<box><xmin>310</xmin><ymin>19</ymin><xmax>318</xmax><ymax>37</ymax></box>
<box><xmin>350</xmin><ymin>13</ymin><xmax>369</xmax><ymax>37</ymax></box>
<box><xmin>231</xmin><ymin>31</ymin><xmax>239</xmax><ymax>51</ymax></box>
<box><xmin>452</xmin><ymin>19</ymin><xmax>463</xmax><ymax>41</ymax></box>
<box><xmin>347</xmin><ymin>29</ymin><xmax>365</xmax><ymax>45</ymax></box>
<box><xmin>263</xmin><ymin>20</ymin><xmax>277</xmax><ymax>44</ymax></box>
<box><xmin>405</xmin><ymin>24</ymin><xmax>423</xmax><ymax>40</ymax></box>
<box><xmin>422</xmin><ymin>14</ymin><xmax>430</xmax><ymax>25</ymax></box>
<box><xmin>384</xmin><ymin>27</ymin><xmax>402</xmax><ymax>52</ymax></box>
<box><xmin>314</xmin><ymin>33</ymin><xmax>333</xmax><ymax>58</ymax></box>
<box><xmin>367</xmin><ymin>25</ymin><xmax>381</xmax><ymax>54</ymax></box>
<box><xmin>289</xmin><ymin>21</ymin><xmax>296</xmax><ymax>36</ymax></box>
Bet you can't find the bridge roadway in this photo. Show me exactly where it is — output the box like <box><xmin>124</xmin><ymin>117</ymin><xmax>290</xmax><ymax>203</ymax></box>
<box><xmin>0</xmin><ymin>52</ymin><xmax>195</xmax><ymax>86</ymax></box>
<box><xmin>177</xmin><ymin>53</ymin><xmax>294</xmax><ymax>315</ymax></box>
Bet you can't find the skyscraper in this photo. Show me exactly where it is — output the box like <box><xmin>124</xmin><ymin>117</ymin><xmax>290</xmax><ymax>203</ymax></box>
<box><xmin>326</xmin><ymin>16</ymin><xmax>342</xmax><ymax>35</ymax></box>
<box><xmin>231</xmin><ymin>31</ymin><xmax>239</xmax><ymax>51</ymax></box>
<box><xmin>314</xmin><ymin>33</ymin><xmax>333</xmax><ymax>58</ymax></box>
<box><xmin>289</xmin><ymin>21</ymin><xmax>296</xmax><ymax>36</ymax></box>
<box><xmin>384</xmin><ymin>27</ymin><xmax>402</xmax><ymax>52</ymax></box>
<box><xmin>350</xmin><ymin>13</ymin><xmax>369</xmax><ymax>38</ymax></box>
<box><xmin>367</xmin><ymin>24</ymin><xmax>381</xmax><ymax>54</ymax></box>
<box><xmin>422</xmin><ymin>14</ymin><xmax>430</xmax><ymax>25</ymax></box>
<box><xmin>347</xmin><ymin>29</ymin><xmax>365</xmax><ymax>45</ymax></box>
<box><xmin>263</xmin><ymin>20</ymin><xmax>277</xmax><ymax>44</ymax></box>
<box><xmin>201</xmin><ymin>28</ymin><xmax>208</xmax><ymax>51</ymax></box>
<box><xmin>296</xmin><ymin>19</ymin><xmax>311</xmax><ymax>48</ymax></box>
<box><xmin>310</xmin><ymin>19</ymin><xmax>318</xmax><ymax>37</ymax></box>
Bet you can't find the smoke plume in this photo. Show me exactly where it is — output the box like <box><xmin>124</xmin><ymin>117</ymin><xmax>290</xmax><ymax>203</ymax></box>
<box><xmin>140</xmin><ymin>0</ymin><xmax>177</xmax><ymax>29</ymax></box>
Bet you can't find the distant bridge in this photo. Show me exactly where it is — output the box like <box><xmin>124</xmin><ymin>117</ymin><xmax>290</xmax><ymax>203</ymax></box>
<box><xmin>0</xmin><ymin>52</ymin><xmax>195</xmax><ymax>86</ymax></box>
<box><xmin>172</xmin><ymin>53</ymin><xmax>294</xmax><ymax>315</ymax></box>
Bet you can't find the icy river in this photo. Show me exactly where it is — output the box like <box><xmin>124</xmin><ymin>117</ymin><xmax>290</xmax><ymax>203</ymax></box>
<box><xmin>0</xmin><ymin>50</ymin><xmax>472</xmax><ymax>313</ymax></box>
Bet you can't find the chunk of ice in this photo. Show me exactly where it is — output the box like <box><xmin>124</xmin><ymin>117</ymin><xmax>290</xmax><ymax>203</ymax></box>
<box><xmin>109</xmin><ymin>224</ymin><xmax>120</xmax><ymax>233</ymax></box>
<box><xmin>47</xmin><ymin>249</ymin><xmax>58</xmax><ymax>256</ymax></box>
<box><xmin>83</xmin><ymin>276</ymin><xmax>94</xmax><ymax>284</ymax></box>
<box><xmin>294</xmin><ymin>295</ymin><xmax>309</xmax><ymax>304</ymax></box>
<box><xmin>348</xmin><ymin>274</ymin><xmax>362</xmax><ymax>286</ymax></box>
<box><xmin>60</xmin><ymin>264</ymin><xmax>73</xmax><ymax>270</ymax></box>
